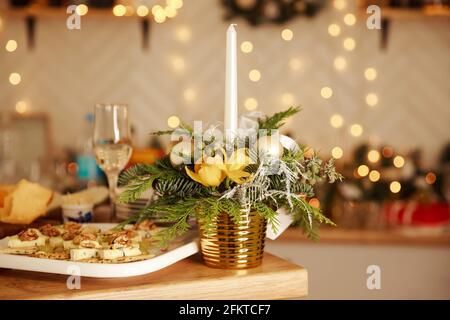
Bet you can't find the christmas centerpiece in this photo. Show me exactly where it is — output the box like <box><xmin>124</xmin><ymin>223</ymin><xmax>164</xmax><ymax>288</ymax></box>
<box><xmin>117</xmin><ymin>25</ymin><xmax>342</xmax><ymax>269</ymax></box>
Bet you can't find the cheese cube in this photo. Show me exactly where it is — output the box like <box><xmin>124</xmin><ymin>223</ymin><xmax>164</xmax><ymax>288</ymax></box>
<box><xmin>70</xmin><ymin>248</ymin><xmax>98</xmax><ymax>261</ymax></box>
<box><xmin>121</xmin><ymin>246</ymin><xmax>141</xmax><ymax>257</ymax></box>
<box><xmin>49</xmin><ymin>237</ymin><xmax>63</xmax><ymax>248</ymax></box>
<box><xmin>99</xmin><ymin>249</ymin><xmax>124</xmax><ymax>260</ymax></box>
<box><xmin>8</xmin><ymin>235</ymin><xmax>47</xmax><ymax>248</ymax></box>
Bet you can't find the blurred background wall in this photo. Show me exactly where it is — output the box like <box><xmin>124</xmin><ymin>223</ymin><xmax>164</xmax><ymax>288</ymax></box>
<box><xmin>0</xmin><ymin>0</ymin><xmax>449</xmax><ymax>165</ymax></box>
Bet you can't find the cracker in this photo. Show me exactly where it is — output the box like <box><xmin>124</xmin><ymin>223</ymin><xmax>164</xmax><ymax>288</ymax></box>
<box><xmin>0</xmin><ymin>247</ymin><xmax>38</xmax><ymax>255</ymax></box>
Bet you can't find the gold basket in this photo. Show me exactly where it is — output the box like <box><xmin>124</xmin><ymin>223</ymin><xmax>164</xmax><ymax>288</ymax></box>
<box><xmin>198</xmin><ymin>211</ymin><xmax>267</xmax><ymax>269</ymax></box>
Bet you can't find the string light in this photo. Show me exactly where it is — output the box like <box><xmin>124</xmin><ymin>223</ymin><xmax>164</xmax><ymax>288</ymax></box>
<box><xmin>15</xmin><ymin>101</ymin><xmax>28</xmax><ymax>114</ymax></box>
<box><xmin>364</xmin><ymin>68</ymin><xmax>377</xmax><ymax>81</ymax></box>
<box><xmin>9</xmin><ymin>73</ymin><xmax>21</xmax><ymax>85</ymax></box>
<box><xmin>369</xmin><ymin>170</ymin><xmax>380</xmax><ymax>182</ymax></box>
<box><xmin>244</xmin><ymin>98</ymin><xmax>258</xmax><ymax>110</ymax></box>
<box><xmin>167</xmin><ymin>116</ymin><xmax>180</xmax><ymax>128</ymax></box>
<box><xmin>425</xmin><ymin>172</ymin><xmax>436</xmax><ymax>185</ymax></box>
<box><xmin>368</xmin><ymin>150</ymin><xmax>380</xmax><ymax>163</ymax></box>
<box><xmin>240</xmin><ymin>41</ymin><xmax>253</xmax><ymax>53</ymax></box>
<box><xmin>152</xmin><ymin>5</ymin><xmax>163</xmax><ymax>15</ymax></box>
<box><xmin>289</xmin><ymin>57</ymin><xmax>302</xmax><ymax>71</ymax></box>
<box><xmin>281</xmin><ymin>29</ymin><xmax>293</xmax><ymax>41</ymax></box>
<box><xmin>343</xmin><ymin>13</ymin><xmax>356</xmax><ymax>26</ymax></box>
<box><xmin>76</xmin><ymin>4</ymin><xmax>88</xmax><ymax>16</ymax></box>
<box><xmin>113</xmin><ymin>4</ymin><xmax>126</xmax><ymax>16</ymax></box>
<box><xmin>330</xmin><ymin>114</ymin><xmax>344</xmax><ymax>128</ymax></box>
<box><xmin>393</xmin><ymin>156</ymin><xmax>405</xmax><ymax>168</ymax></box>
<box><xmin>390</xmin><ymin>181</ymin><xmax>401</xmax><ymax>193</ymax></box>
<box><xmin>334</xmin><ymin>0</ymin><xmax>347</xmax><ymax>10</ymax></box>
<box><xmin>5</xmin><ymin>40</ymin><xmax>17</xmax><ymax>52</ymax></box>
<box><xmin>136</xmin><ymin>5</ymin><xmax>149</xmax><ymax>17</ymax></box>
<box><xmin>164</xmin><ymin>6</ymin><xmax>177</xmax><ymax>18</ymax></box>
<box><xmin>281</xmin><ymin>93</ymin><xmax>294</xmax><ymax>105</ymax></box>
<box><xmin>357</xmin><ymin>165</ymin><xmax>369</xmax><ymax>177</ymax></box>
<box><xmin>350</xmin><ymin>124</ymin><xmax>363</xmax><ymax>137</ymax></box>
<box><xmin>331</xmin><ymin>146</ymin><xmax>343</xmax><ymax>159</ymax></box>
<box><xmin>334</xmin><ymin>56</ymin><xmax>347</xmax><ymax>71</ymax></box>
<box><xmin>171</xmin><ymin>56</ymin><xmax>185</xmax><ymax>72</ymax></box>
<box><xmin>175</xmin><ymin>26</ymin><xmax>191</xmax><ymax>42</ymax></box>
<box><xmin>365</xmin><ymin>93</ymin><xmax>378</xmax><ymax>107</ymax></box>
<box><xmin>249</xmin><ymin>69</ymin><xmax>261</xmax><ymax>82</ymax></box>
<box><xmin>328</xmin><ymin>24</ymin><xmax>341</xmax><ymax>37</ymax></box>
<box><xmin>167</xmin><ymin>0</ymin><xmax>183</xmax><ymax>9</ymax></box>
<box><xmin>320</xmin><ymin>87</ymin><xmax>333</xmax><ymax>99</ymax></box>
<box><xmin>343</xmin><ymin>37</ymin><xmax>356</xmax><ymax>51</ymax></box>
<box><xmin>183</xmin><ymin>88</ymin><xmax>196</xmax><ymax>102</ymax></box>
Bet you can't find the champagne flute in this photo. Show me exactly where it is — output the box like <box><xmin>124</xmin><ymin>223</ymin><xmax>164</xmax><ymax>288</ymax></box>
<box><xmin>93</xmin><ymin>103</ymin><xmax>132</xmax><ymax>221</ymax></box>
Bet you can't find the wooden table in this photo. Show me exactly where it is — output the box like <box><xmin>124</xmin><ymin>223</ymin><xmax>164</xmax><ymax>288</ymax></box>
<box><xmin>0</xmin><ymin>253</ymin><xmax>307</xmax><ymax>300</ymax></box>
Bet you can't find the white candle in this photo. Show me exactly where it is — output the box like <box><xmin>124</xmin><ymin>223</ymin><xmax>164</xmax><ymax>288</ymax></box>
<box><xmin>224</xmin><ymin>24</ymin><xmax>238</xmax><ymax>140</ymax></box>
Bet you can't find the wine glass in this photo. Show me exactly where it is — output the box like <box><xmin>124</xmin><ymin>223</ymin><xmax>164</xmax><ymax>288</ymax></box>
<box><xmin>93</xmin><ymin>103</ymin><xmax>132</xmax><ymax>221</ymax></box>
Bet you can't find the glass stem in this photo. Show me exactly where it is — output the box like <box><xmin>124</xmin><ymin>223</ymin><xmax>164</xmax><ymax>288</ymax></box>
<box><xmin>106</xmin><ymin>173</ymin><xmax>118</xmax><ymax>222</ymax></box>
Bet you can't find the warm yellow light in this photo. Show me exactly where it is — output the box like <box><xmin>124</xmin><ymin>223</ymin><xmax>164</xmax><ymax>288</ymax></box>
<box><xmin>9</xmin><ymin>72</ymin><xmax>21</xmax><ymax>85</ymax></box>
<box><xmin>281</xmin><ymin>29</ymin><xmax>293</xmax><ymax>41</ymax></box>
<box><xmin>249</xmin><ymin>69</ymin><xmax>261</xmax><ymax>82</ymax></box>
<box><xmin>164</xmin><ymin>6</ymin><xmax>177</xmax><ymax>18</ymax></box>
<box><xmin>15</xmin><ymin>101</ymin><xmax>28</xmax><ymax>114</ymax></box>
<box><xmin>343</xmin><ymin>37</ymin><xmax>356</xmax><ymax>51</ymax></box>
<box><xmin>330</xmin><ymin>114</ymin><xmax>344</xmax><ymax>128</ymax></box>
<box><xmin>152</xmin><ymin>5</ymin><xmax>164</xmax><ymax>15</ymax></box>
<box><xmin>183</xmin><ymin>88</ymin><xmax>196</xmax><ymax>102</ymax></box>
<box><xmin>154</xmin><ymin>11</ymin><xmax>167</xmax><ymax>23</ymax></box>
<box><xmin>76</xmin><ymin>4</ymin><xmax>88</xmax><ymax>16</ymax></box>
<box><xmin>244</xmin><ymin>98</ymin><xmax>258</xmax><ymax>110</ymax></box>
<box><xmin>167</xmin><ymin>116</ymin><xmax>180</xmax><ymax>128</ymax></box>
<box><xmin>334</xmin><ymin>56</ymin><xmax>347</xmax><ymax>71</ymax></box>
<box><xmin>175</xmin><ymin>26</ymin><xmax>191</xmax><ymax>42</ymax></box>
<box><xmin>281</xmin><ymin>93</ymin><xmax>294</xmax><ymax>105</ymax></box>
<box><xmin>364</xmin><ymin>68</ymin><xmax>377</xmax><ymax>81</ymax></box>
<box><xmin>369</xmin><ymin>170</ymin><xmax>380</xmax><ymax>182</ymax></box>
<box><xmin>350</xmin><ymin>124</ymin><xmax>363</xmax><ymax>137</ymax></box>
<box><xmin>331</xmin><ymin>146</ymin><xmax>343</xmax><ymax>159</ymax></box>
<box><xmin>425</xmin><ymin>172</ymin><xmax>436</xmax><ymax>185</ymax></box>
<box><xmin>320</xmin><ymin>86</ymin><xmax>333</xmax><ymax>99</ymax></box>
<box><xmin>390</xmin><ymin>181</ymin><xmax>401</xmax><ymax>193</ymax></box>
<box><xmin>393</xmin><ymin>156</ymin><xmax>405</xmax><ymax>168</ymax></box>
<box><xmin>167</xmin><ymin>0</ymin><xmax>183</xmax><ymax>9</ymax></box>
<box><xmin>5</xmin><ymin>40</ymin><xmax>17</xmax><ymax>52</ymax></box>
<box><xmin>328</xmin><ymin>24</ymin><xmax>341</xmax><ymax>37</ymax></box>
<box><xmin>343</xmin><ymin>13</ymin><xmax>356</xmax><ymax>26</ymax></box>
<box><xmin>136</xmin><ymin>5</ymin><xmax>149</xmax><ymax>17</ymax></box>
<box><xmin>366</xmin><ymin>93</ymin><xmax>378</xmax><ymax>107</ymax></box>
<box><xmin>113</xmin><ymin>4</ymin><xmax>126</xmax><ymax>16</ymax></box>
<box><xmin>357</xmin><ymin>165</ymin><xmax>369</xmax><ymax>177</ymax></box>
<box><xmin>171</xmin><ymin>56</ymin><xmax>185</xmax><ymax>72</ymax></box>
<box><xmin>289</xmin><ymin>58</ymin><xmax>302</xmax><ymax>71</ymax></box>
<box><xmin>334</xmin><ymin>0</ymin><xmax>347</xmax><ymax>10</ymax></box>
<box><xmin>240</xmin><ymin>41</ymin><xmax>253</xmax><ymax>53</ymax></box>
<box><xmin>368</xmin><ymin>150</ymin><xmax>380</xmax><ymax>163</ymax></box>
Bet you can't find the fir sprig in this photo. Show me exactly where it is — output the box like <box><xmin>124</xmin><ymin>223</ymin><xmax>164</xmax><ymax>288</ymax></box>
<box><xmin>258</xmin><ymin>106</ymin><xmax>301</xmax><ymax>130</ymax></box>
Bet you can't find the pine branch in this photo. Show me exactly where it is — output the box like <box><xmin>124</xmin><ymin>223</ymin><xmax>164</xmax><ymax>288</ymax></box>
<box><xmin>253</xmin><ymin>202</ymin><xmax>280</xmax><ymax>234</ymax></box>
<box><xmin>258</xmin><ymin>106</ymin><xmax>301</xmax><ymax>130</ymax></box>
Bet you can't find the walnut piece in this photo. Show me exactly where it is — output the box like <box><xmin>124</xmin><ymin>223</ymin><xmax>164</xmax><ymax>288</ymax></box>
<box><xmin>73</xmin><ymin>233</ymin><xmax>97</xmax><ymax>245</ymax></box>
<box><xmin>109</xmin><ymin>230</ymin><xmax>134</xmax><ymax>248</ymax></box>
<box><xmin>39</xmin><ymin>224</ymin><xmax>61</xmax><ymax>237</ymax></box>
<box><xmin>63</xmin><ymin>222</ymin><xmax>82</xmax><ymax>232</ymax></box>
<box><xmin>61</xmin><ymin>231</ymin><xmax>78</xmax><ymax>241</ymax></box>
<box><xmin>18</xmin><ymin>229</ymin><xmax>39</xmax><ymax>241</ymax></box>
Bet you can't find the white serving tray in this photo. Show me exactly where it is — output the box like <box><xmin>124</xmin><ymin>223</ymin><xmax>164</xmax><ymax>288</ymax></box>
<box><xmin>0</xmin><ymin>223</ymin><xmax>199</xmax><ymax>278</ymax></box>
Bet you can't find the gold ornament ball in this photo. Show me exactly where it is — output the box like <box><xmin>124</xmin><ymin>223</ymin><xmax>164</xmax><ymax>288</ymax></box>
<box><xmin>170</xmin><ymin>141</ymin><xmax>193</xmax><ymax>167</ymax></box>
<box><xmin>256</xmin><ymin>135</ymin><xmax>284</xmax><ymax>159</ymax></box>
